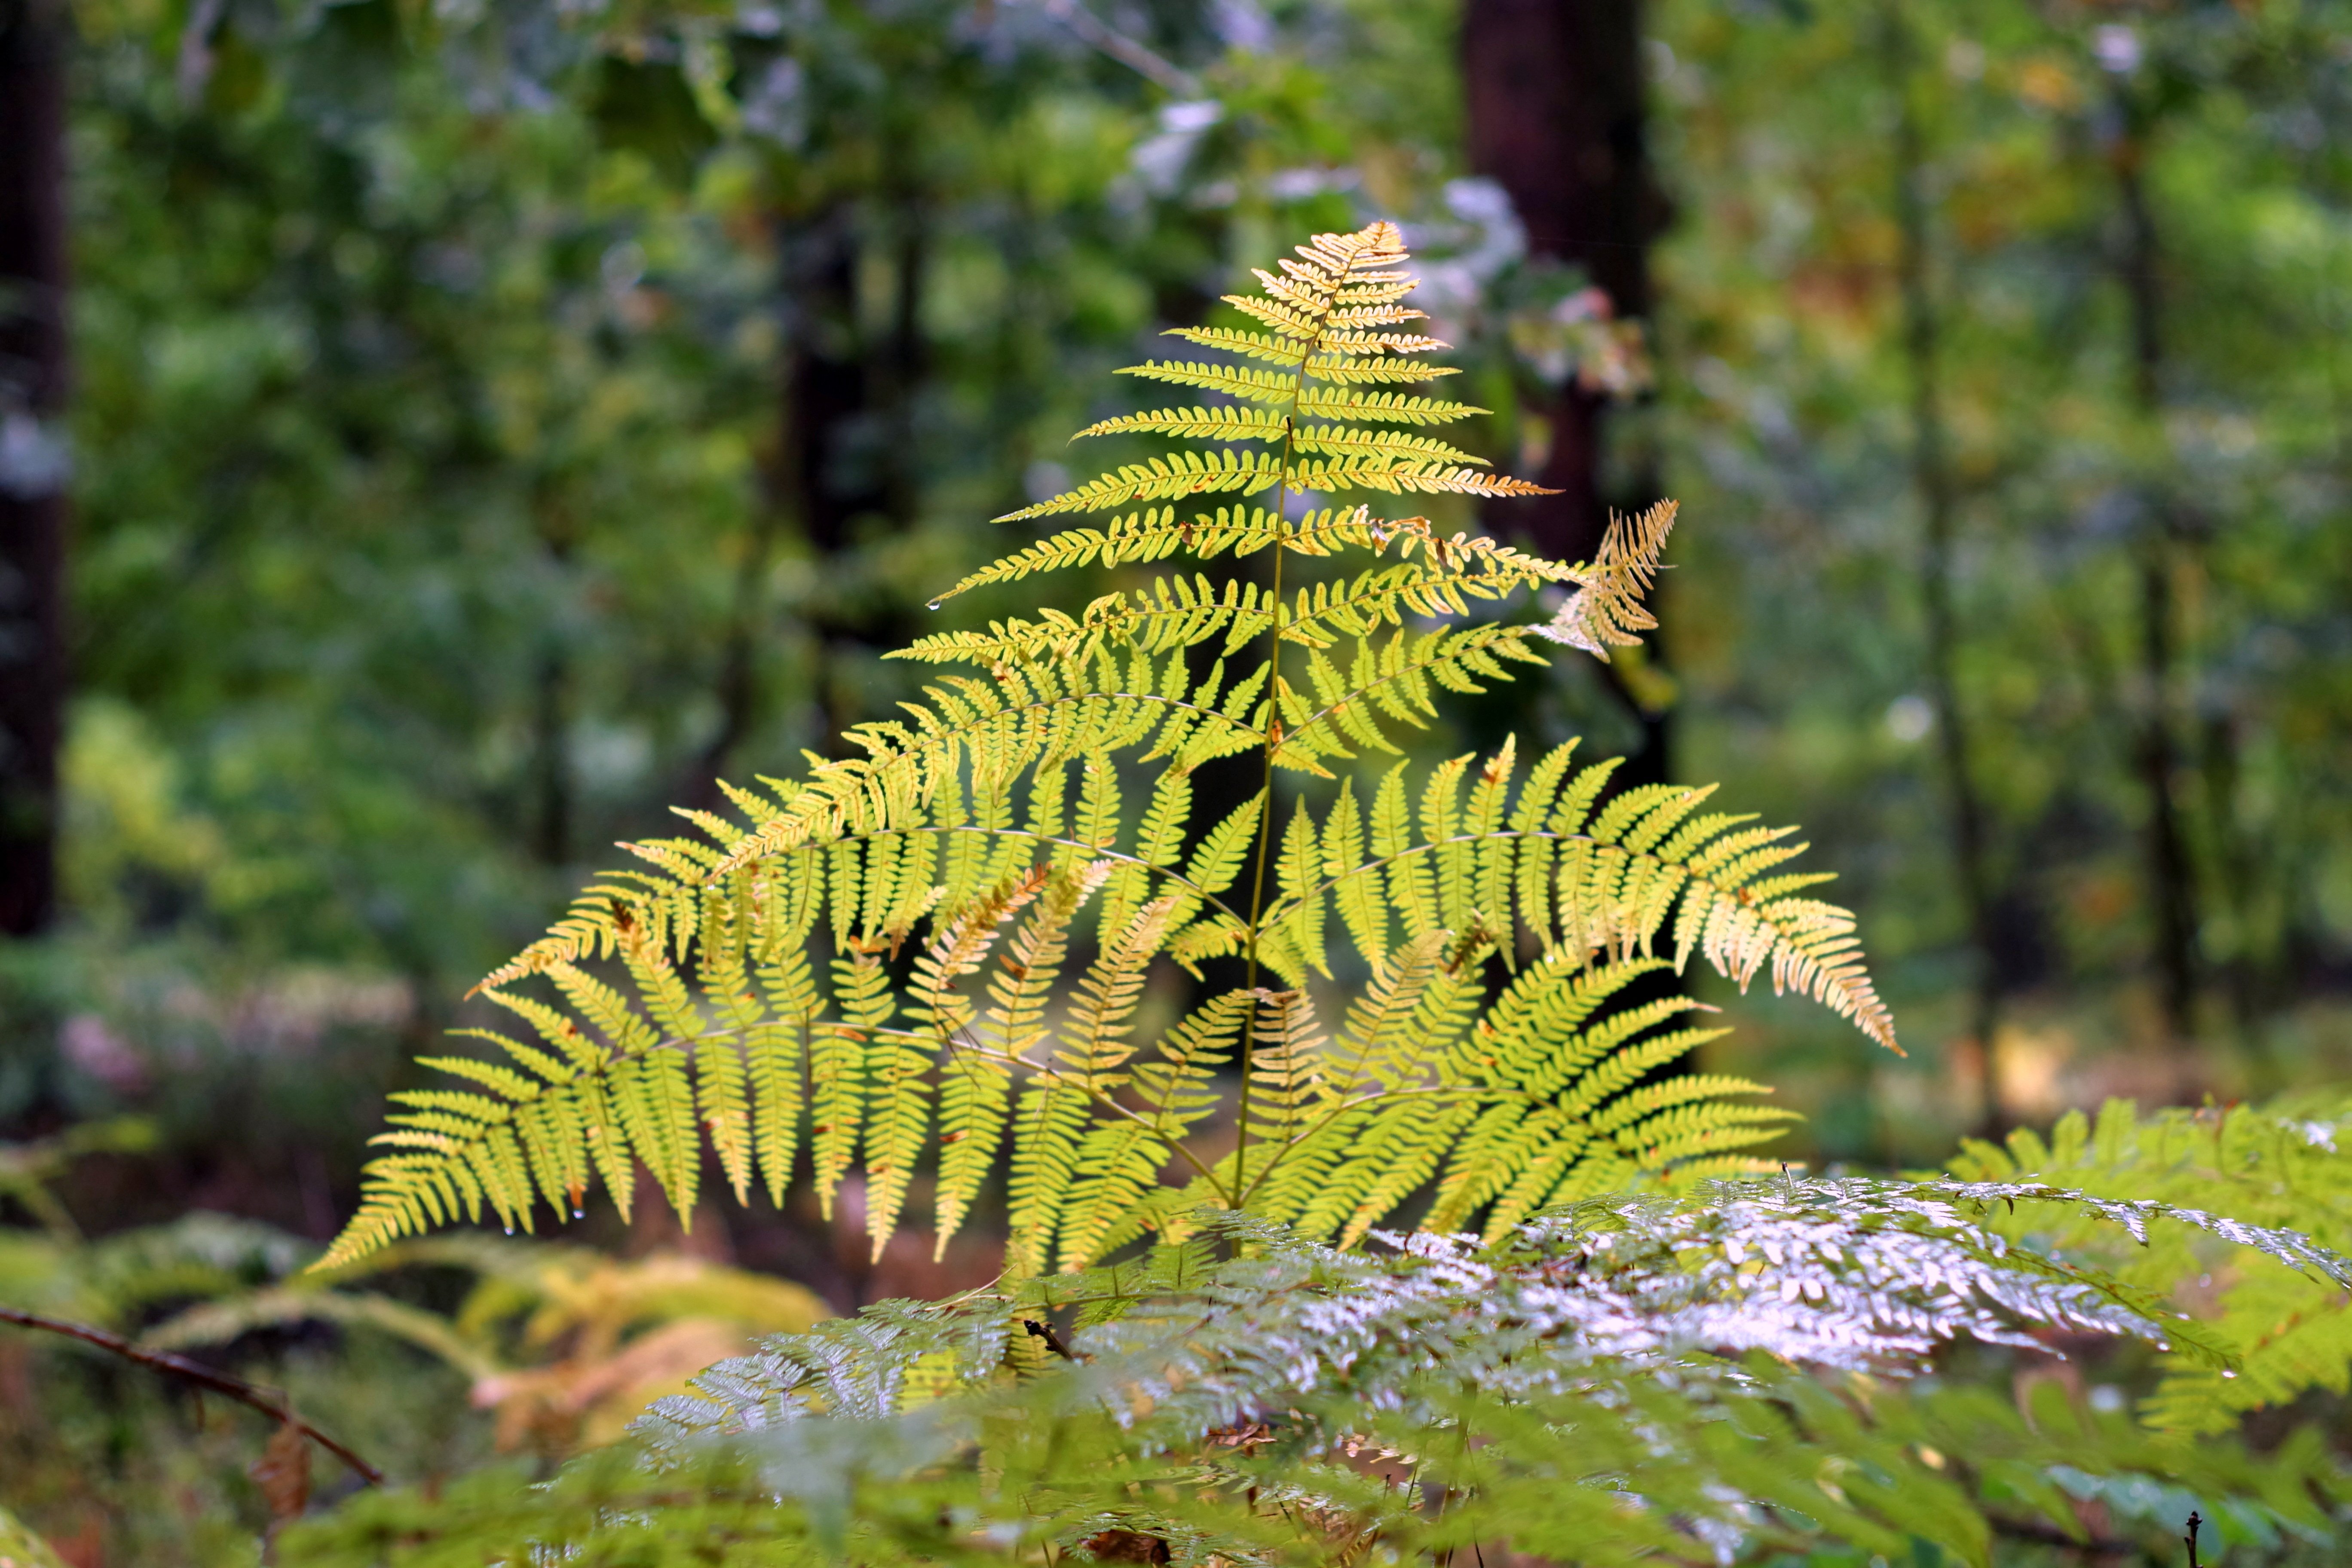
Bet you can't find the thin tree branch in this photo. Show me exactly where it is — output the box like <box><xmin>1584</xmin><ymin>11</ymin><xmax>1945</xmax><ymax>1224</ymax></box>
<box><xmin>1031</xmin><ymin>0</ymin><xmax>1200</xmax><ymax>96</ymax></box>
<box><xmin>0</xmin><ymin>1304</ymin><xmax>383</xmax><ymax>1485</ymax></box>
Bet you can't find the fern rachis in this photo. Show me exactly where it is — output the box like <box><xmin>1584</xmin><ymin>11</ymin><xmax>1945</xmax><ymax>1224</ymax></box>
<box><xmin>323</xmin><ymin>222</ymin><xmax>1903</xmax><ymax>1274</ymax></box>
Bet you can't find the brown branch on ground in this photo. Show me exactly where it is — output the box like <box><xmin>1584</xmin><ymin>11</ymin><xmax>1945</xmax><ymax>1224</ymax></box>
<box><xmin>0</xmin><ymin>1303</ymin><xmax>383</xmax><ymax>1485</ymax></box>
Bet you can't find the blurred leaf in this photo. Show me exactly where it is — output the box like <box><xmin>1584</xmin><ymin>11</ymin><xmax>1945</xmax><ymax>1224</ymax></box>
<box><xmin>0</xmin><ymin>1506</ymin><xmax>70</xmax><ymax>1568</ymax></box>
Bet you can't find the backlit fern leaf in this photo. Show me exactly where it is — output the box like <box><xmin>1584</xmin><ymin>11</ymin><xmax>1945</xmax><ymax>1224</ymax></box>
<box><xmin>324</xmin><ymin>221</ymin><xmax>1901</xmax><ymax>1274</ymax></box>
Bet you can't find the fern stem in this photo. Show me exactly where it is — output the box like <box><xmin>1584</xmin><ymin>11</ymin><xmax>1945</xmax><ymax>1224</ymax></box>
<box><xmin>1236</xmin><ymin>363</ymin><xmax>1311</xmax><ymax>1193</ymax></box>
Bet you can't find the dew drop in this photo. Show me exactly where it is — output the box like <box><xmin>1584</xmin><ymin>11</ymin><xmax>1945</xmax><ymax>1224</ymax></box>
<box><xmin>926</xmin><ymin>599</ymin><xmax>943</xmax><ymax>612</ymax></box>
<box><xmin>573</xmin><ymin>1207</ymin><xmax>587</xmax><ymax>1219</ymax></box>
<box><xmin>503</xmin><ymin>1225</ymin><xmax>515</xmax><ymax>1235</ymax></box>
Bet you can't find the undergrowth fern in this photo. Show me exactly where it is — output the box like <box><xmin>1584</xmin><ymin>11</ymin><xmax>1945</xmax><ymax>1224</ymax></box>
<box><xmin>322</xmin><ymin>221</ymin><xmax>1900</xmax><ymax>1273</ymax></box>
<box><xmin>282</xmin><ymin>1186</ymin><xmax>2352</xmax><ymax>1567</ymax></box>
<box><xmin>1951</xmin><ymin>1091</ymin><xmax>2352</xmax><ymax>1438</ymax></box>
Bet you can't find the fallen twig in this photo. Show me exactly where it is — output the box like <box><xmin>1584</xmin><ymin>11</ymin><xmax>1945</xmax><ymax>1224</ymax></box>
<box><xmin>1</xmin><ymin>1303</ymin><xmax>383</xmax><ymax>1484</ymax></box>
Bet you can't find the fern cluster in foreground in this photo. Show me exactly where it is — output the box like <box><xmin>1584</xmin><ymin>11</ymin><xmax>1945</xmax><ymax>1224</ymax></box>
<box><xmin>282</xmin><ymin>1177</ymin><xmax>2352</xmax><ymax>1567</ymax></box>
<box><xmin>323</xmin><ymin>221</ymin><xmax>1898</xmax><ymax>1273</ymax></box>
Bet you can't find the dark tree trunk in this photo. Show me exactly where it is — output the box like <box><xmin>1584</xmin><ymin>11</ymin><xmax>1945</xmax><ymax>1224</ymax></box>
<box><xmin>527</xmin><ymin>488</ymin><xmax>577</xmax><ymax>867</ymax></box>
<box><xmin>1461</xmin><ymin>0</ymin><xmax>1669</xmax><ymax>785</ymax></box>
<box><xmin>1461</xmin><ymin>0</ymin><xmax>1691</xmax><ymax>1111</ymax></box>
<box><xmin>0</xmin><ymin>0</ymin><xmax>70</xmax><ymax>937</ymax></box>
<box><xmin>687</xmin><ymin>213</ymin><xmax>849</xmax><ymax>800</ymax></box>
<box><xmin>878</xmin><ymin>178</ymin><xmax>928</xmax><ymax>538</ymax></box>
<box><xmin>786</xmin><ymin>209</ymin><xmax>881</xmax><ymax>562</ymax></box>
<box><xmin>751</xmin><ymin>189</ymin><xmax>930</xmax><ymax>764</ymax></box>
<box><xmin>530</xmin><ymin>647</ymin><xmax>571</xmax><ymax>866</ymax></box>
<box><xmin>781</xmin><ymin>207</ymin><xmax>888</xmax><ymax>753</ymax></box>
<box><xmin>1462</xmin><ymin>0</ymin><xmax>1652</xmax><ymax>569</ymax></box>
<box><xmin>2111</xmin><ymin>107</ymin><xmax>2201</xmax><ymax>1047</ymax></box>
<box><xmin>1885</xmin><ymin>3</ymin><xmax>2006</xmax><ymax>1135</ymax></box>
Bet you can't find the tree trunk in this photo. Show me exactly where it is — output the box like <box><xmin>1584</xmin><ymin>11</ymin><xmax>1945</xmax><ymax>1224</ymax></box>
<box><xmin>0</xmin><ymin>0</ymin><xmax>71</xmax><ymax>937</ymax></box>
<box><xmin>2111</xmin><ymin>107</ymin><xmax>2201</xmax><ymax>1047</ymax></box>
<box><xmin>1885</xmin><ymin>2</ymin><xmax>2005</xmax><ymax>1135</ymax></box>
<box><xmin>1461</xmin><ymin>0</ymin><xmax>1690</xmax><ymax>1106</ymax></box>
<box><xmin>1461</xmin><ymin>0</ymin><xmax>1669</xmax><ymax>784</ymax></box>
<box><xmin>781</xmin><ymin>206</ymin><xmax>886</xmax><ymax>754</ymax></box>
<box><xmin>1462</xmin><ymin>0</ymin><xmax>1652</xmax><ymax>567</ymax></box>
<box><xmin>687</xmin><ymin>211</ymin><xmax>842</xmax><ymax>799</ymax></box>
<box><xmin>787</xmin><ymin>208</ymin><xmax>880</xmax><ymax>562</ymax></box>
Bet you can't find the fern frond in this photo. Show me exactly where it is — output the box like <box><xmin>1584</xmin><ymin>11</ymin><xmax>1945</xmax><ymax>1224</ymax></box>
<box><xmin>1107</xmin><ymin>359</ymin><xmax>1299</xmax><ymax>406</ymax></box>
<box><xmin>1292</xmin><ymin>426</ymin><xmax>1488</xmax><ymax>466</ymax></box>
<box><xmin>1533</xmin><ymin>499</ymin><xmax>1678</xmax><ymax>658</ymax></box>
<box><xmin>928</xmin><ymin>505</ymin><xmax>1463</xmax><ymax>608</ymax></box>
<box><xmin>1283</xmin><ymin>456</ymin><xmax>1549</xmax><ymax>497</ymax></box>
<box><xmin>1269</xmin><ymin>741</ymin><xmax>1899</xmax><ymax>1052</ymax></box>
<box><xmin>328</xmin><ymin>221</ymin><xmax>1899</xmax><ymax>1274</ymax></box>
<box><xmin>1271</xmin><ymin>624</ymin><xmax>1553</xmax><ymax>773</ymax></box>
<box><xmin>1162</xmin><ymin>325</ymin><xmax>1311</xmax><ymax>366</ymax></box>
<box><xmin>1295</xmin><ymin>386</ymin><xmax>1485</xmax><ymax>426</ymax></box>
<box><xmin>1010</xmin><ymin>896</ymin><xmax>1176</xmax><ymax>1273</ymax></box>
<box><xmin>998</xmin><ymin>448</ymin><xmax>1285</xmax><ymax>521</ymax></box>
<box><xmin>1072</xmin><ymin>407</ymin><xmax>1290</xmax><ymax>443</ymax></box>
<box><xmin>594</xmin><ymin>1189</ymin><xmax>2348</xmax><ymax>1568</ymax></box>
<box><xmin>1302</xmin><ymin>354</ymin><xmax>1460</xmax><ymax>386</ymax></box>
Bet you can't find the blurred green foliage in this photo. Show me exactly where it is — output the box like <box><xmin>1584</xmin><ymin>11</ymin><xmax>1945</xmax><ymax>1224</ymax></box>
<box><xmin>0</xmin><ymin>1123</ymin><xmax>827</xmax><ymax>1555</ymax></box>
<box><xmin>23</xmin><ymin>0</ymin><xmax>2347</xmax><ymax>1169</ymax></box>
<box><xmin>1655</xmin><ymin>0</ymin><xmax>2352</xmax><ymax>1153</ymax></box>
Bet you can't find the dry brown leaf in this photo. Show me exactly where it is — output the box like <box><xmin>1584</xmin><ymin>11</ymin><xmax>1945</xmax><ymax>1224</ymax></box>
<box><xmin>248</xmin><ymin>1418</ymin><xmax>311</xmax><ymax>1524</ymax></box>
<box><xmin>472</xmin><ymin>1317</ymin><xmax>756</xmax><ymax>1450</ymax></box>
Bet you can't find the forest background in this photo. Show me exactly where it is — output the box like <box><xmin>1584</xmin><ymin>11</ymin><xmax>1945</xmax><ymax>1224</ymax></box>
<box><xmin>1</xmin><ymin>0</ymin><xmax>2349</xmax><ymax>1557</ymax></box>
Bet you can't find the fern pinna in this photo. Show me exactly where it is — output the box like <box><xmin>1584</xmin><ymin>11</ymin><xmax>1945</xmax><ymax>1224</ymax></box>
<box><xmin>321</xmin><ymin>222</ymin><xmax>1900</xmax><ymax>1273</ymax></box>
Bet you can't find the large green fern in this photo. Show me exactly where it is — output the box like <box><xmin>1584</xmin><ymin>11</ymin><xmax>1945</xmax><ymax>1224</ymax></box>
<box><xmin>321</xmin><ymin>222</ymin><xmax>1900</xmax><ymax>1273</ymax></box>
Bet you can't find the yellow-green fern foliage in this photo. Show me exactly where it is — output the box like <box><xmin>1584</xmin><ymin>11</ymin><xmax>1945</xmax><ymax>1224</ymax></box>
<box><xmin>321</xmin><ymin>222</ymin><xmax>1900</xmax><ymax>1274</ymax></box>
